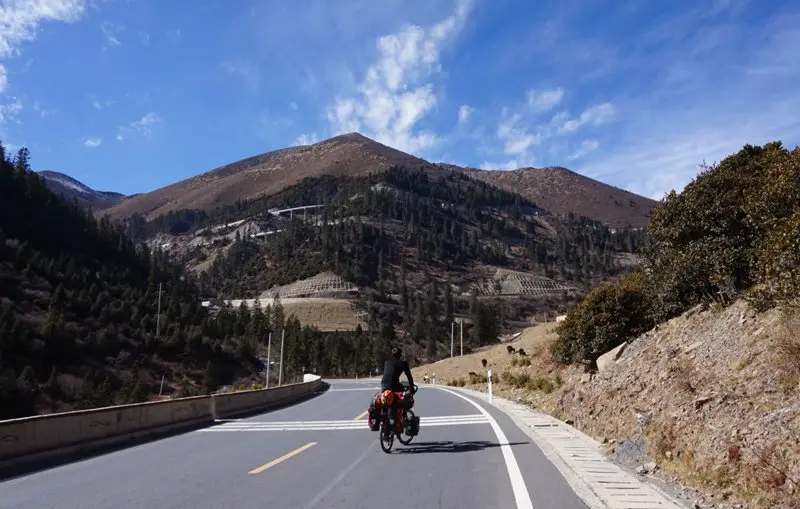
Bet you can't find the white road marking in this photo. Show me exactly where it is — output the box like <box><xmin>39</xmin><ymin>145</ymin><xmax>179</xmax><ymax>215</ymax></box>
<box><xmin>197</xmin><ymin>414</ymin><xmax>489</xmax><ymax>432</ymax></box>
<box><xmin>436</xmin><ymin>387</ymin><xmax>534</xmax><ymax>509</ymax></box>
<box><xmin>327</xmin><ymin>388</ymin><xmax>381</xmax><ymax>392</ymax></box>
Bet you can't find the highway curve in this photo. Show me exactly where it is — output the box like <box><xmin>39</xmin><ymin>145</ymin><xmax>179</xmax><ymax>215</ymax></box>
<box><xmin>0</xmin><ymin>380</ymin><xmax>588</xmax><ymax>509</ymax></box>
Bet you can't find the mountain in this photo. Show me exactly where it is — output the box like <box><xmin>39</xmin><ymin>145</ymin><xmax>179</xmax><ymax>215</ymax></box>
<box><xmin>102</xmin><ymin>133</ymin><xmax>653</xmax><ymax>229</ymax></box>
<box><xmin>38</xmin><ymin>171</ymin><xmax>127</xmax><ymax>210</ymax></box>
<box><xmin>133</xmin><ymin>163</ymin><xmax>646</xmax><ymax>365</ymax></box>
<box><xmin>454</xmin><ymin>166</ymin><xmax>656</xmax><ymax>228</ymax></box>
<box><xmin>103</xmin><ymin>133</ymin><xmax>429</xmax><ymax>221</ymax></box>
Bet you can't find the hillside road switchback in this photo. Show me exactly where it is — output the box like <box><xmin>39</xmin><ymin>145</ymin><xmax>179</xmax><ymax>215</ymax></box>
<box><xmin>1</xmin><ymin>380</ymin><xmax>607</xmax><ymax>509</ymax></box>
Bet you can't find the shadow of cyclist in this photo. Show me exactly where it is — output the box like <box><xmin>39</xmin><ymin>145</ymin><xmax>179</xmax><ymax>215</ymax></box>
<box><xmin>393</xmin><ymin>440</ymin><xmax>529</xmax><ymax>454</ymax></box>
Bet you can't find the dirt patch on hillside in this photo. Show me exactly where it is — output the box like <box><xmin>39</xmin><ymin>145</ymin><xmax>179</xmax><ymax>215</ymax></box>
<box><xmin>281</xmin><ymin>299</ymin><xmax>363</xmax><ymax>331</ymax></box>
<box><xmin>414</xmin><ymin>300</ymin><xmax>800</xmax><ymax>508</ymax></box>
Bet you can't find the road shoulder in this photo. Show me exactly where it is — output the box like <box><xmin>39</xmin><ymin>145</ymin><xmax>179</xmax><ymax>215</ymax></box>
<box><xmin>439</xmin><ymin>385</ymin><xmax>690</xmax><ymax>509</ymax></box>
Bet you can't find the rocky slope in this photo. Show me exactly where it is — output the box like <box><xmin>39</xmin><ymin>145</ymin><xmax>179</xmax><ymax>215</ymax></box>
<box><xmin>458</xmin><ymin>165</ymin><xmax>656</xmax><ymax>228</ymax></box>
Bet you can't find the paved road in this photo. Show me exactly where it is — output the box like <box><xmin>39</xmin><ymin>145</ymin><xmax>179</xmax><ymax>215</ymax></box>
<box><xmin>0</xmin><ymin>380</ymin><xmax>588</xmax><ymax>509</ymax></box>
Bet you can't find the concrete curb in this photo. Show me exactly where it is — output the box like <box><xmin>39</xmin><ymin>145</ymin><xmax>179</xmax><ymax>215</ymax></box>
<box><xmin>442</xmin><ymin>385</ymin><xmax>689</xmax><ymax>509</ymax></box>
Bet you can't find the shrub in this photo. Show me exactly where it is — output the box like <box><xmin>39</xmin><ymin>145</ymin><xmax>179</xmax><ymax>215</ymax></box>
<box><xmin>468</xmin><ymin>372</ymin><xmax>488</xmax><ymax>384</ymax></box>
<box><xmin>646</xmin><ymin>142</ymin><xmax>800</xmax><ymax>317</ymax></box>
<box><xmin>551</xmin><ymin>271</ymin><xmax>654</xmax><ymax>365</ymax></box>
<box><xmin>511</xmin><ymin>356</ymin><xmax>531</xmax><ymax>367</ymax></box>
<box><xmin>534</xmin><ymin>377</ymin><xmax>556</xmax><ymax>393</ymax></box>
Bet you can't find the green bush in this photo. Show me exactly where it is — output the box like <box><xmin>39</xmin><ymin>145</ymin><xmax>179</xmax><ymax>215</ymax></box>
<box><xmin>551</xmin><ymin>271</ymin><xmax>654</xmax><ymax>365</ymax></box>
<box><xmin>552</xmin><ymin>142</ymin><xmax>800</xmax><ymax>366</ymax></box>
<box><xmin>646</xmin><ymin>142</ymin><xmax>800</xmax><ymax>317</ymax></box>
<box><xmin>468</xmin><ymin>372</ymin><xmax>488</xmax><ymax>384</ymax></box>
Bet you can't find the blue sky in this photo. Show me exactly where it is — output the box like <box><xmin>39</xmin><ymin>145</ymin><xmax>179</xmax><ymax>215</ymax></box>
<box><xmin>0</xmin><ymin>0</ymin><xmax>798</xmax><ymax>199</ymax></box>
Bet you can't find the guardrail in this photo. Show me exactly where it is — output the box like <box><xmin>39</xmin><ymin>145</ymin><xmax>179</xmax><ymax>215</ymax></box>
<box><xmin>0</xmin><ymin>375</ymin><xmax>323</xmax><ymax>466</ymax></box>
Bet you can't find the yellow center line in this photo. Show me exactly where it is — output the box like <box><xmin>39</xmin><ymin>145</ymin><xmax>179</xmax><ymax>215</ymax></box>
<box><xmin>353</xmin><ymin>410</ymin><xmax>368</xmax><ymax>420</ymax></box>
<box><xmin>248</xmin><ymin>442</ymin><xmax>317</xmax><ymax>475</ymax></box>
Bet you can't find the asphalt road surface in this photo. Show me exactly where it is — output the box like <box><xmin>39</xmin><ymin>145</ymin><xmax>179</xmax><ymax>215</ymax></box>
<box><xmin>0</xmin><ymin>380</ymin><xmax>588</xmax><ymax>509</ymax></box>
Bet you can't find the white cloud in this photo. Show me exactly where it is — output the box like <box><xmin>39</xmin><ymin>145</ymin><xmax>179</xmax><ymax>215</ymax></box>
<box><xmin>0</xmin><ymin>98</ymin><xmax>23</xmax><ymax>125</ymax></box>
<box><xmin>526</xmin><ymin>88</ymin><xmax>564</xmax><ymax>113</ymax></box>
<box><xmin>557</xmin><ymin>102</ymin><xmax>616</xmax><ymax>134</ymax></box>
<box><xmin>0</xmin><ymin>0</ymin><xmax>86</xmax><ymax>58</ymax></box>
<box><xmin>117</xmin><ymin>112</ymin><xmax>162</xmax><ymax>140</ymax></box>
<box><xmin>497</xmin><ymin>113</ymin><xmax>540</xmax><ymax>156</ymax></box>
<box><xmin>458</xmin><ymin>104</ymin><xmax>473</xmax><ymax>124</ymax></box>
<box><xmin>294</xmin><ymin>132</ymin><xmax>320</xmax><ymax>146</ymax></box>
<box><xmin>290</xmin><ymin>102</ymin><xmax>298</xmax><ymax>110</ymax></box>
<box><xmin>325</xmin><ymin>0</ymin><xmax>472</xmax><ymax>155</ymax></box>
<box><xmin>567</xmin><ymin>139</ymin><xmax>600</xmax><ymax>160</ymax></box>
<box><xmin>0</xmin><ymin>0</ymin><xmax>87</xmax><ymax>122</ymax></box>
<box><xmin>90</xmin><ymin>96</ymin><xmax>114</xmax><ymax>110</ymax></box>
<box><xmin>101</xmin><ymin>21</ymin><xmax>122</xmax><ymax>47</ymax></box>
<box><xmin>83</xmin><ymin>137</ymin><xmax>101</xmax><ymax>148</ymax></box>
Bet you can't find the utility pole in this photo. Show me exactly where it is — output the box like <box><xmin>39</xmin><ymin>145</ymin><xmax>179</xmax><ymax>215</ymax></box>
<box><xmin>266</xmin><ymin>332</ymin><xmax>272</xmax><ymax>388</ymax></box>
<box><xmin>278</xmin><ymin>329</ymin><xmax>285</xmax><ymax>386</ymax></box>
<box><xmin>450</xmin><ymin>321</ymin><xmax>454</xmax><ymax>358</ymax></box>
<box><xmin>156</xmin><ymin>282</ymin><xmax>163</xmax><ymax>337</ymax></box>
<box><xmin>460</xmin><ymin>319</ymin><xmax>464</xmax><ymax>356</ymax></box>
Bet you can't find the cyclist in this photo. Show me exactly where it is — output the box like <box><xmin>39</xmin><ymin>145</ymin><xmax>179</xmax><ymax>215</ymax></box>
<box><xmin>368</xmin><ymin>346</ymin><xmax>415</xmax><ymax>431</ymax></box>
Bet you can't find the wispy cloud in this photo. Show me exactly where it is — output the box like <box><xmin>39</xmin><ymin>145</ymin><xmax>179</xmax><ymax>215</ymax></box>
<box><xmin>89</xmin><ymin>96</ymin><xmax>114</xmax><ymax>110</ymax></box>
<box><xmin>568</xmin><ymin>139</ymin><xmax>599</xmax><ymax>160</ymax></box>
<box><xmin>526</xmin><ymin>88</ymin><xmax>564</xmax><ymax>113</ymax></box>
<box><xmin>101</xmin><ymin>21</ymin><xmax>122</xmax><ymax>48</ymax></box>
<box><xmin>32</xmin><ymin>101</ymin><xmax>55</xmax><ymax>118</ymax></box>
<box><xmin>0</xmin><ymin>98</ymin><xmax>23</xmax><ymax>126</ymax></box>
<box><xmin>325</xmin><ymin>0</ymin><xmax>473</xmax><ymax>155</ymax></box>
<box><xmin>479</xmin><ymin>86</ymin><xmax>615</xmax><ymax>170</ymax></box>
<box><xmin>294</xmin><ymin>132</ymin><xmax>320</xmax><ymax>146</ymax></box>
<box><xmin>117</xmin><ymin>112</ymin><xmax>162</xmax><ymax>141</ymax></box>
<box><xmin>83</xmin><ymin>137</ymin><xmax>102</xmax><ymax>148</ymax></box>
<box><xmin>0</xmin><ymin>0</ymin><xmax>87</xmax><ymax>126</ymax></box>
<box><xmin>458</xmin><ymin>104</ymin><xmax>473</xmax><ymax>124</ymax></box>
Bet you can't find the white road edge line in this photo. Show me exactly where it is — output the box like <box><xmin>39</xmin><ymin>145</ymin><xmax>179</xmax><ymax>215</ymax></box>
<box><xmin>436</xmin><ymin>387</ymin><xmax>534</xmax><ymax>509</ymax></box>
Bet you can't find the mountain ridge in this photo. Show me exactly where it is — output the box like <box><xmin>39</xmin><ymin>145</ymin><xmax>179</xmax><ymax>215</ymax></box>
<box><xmin>37</xmin><ymin>171</ymin><xmax>127</xmax><ymax>210</ymax></box>
<box><xmin>52</xmin><ymin>132</ymin><xmax>652</xmax><ymax>228</ymax></box>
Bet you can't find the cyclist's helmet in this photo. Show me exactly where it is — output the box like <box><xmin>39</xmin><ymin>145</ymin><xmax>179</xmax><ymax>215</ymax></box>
<box><xmin>391</xmin><ymin>346</ymin><xmax>402</xmax><ymax>359</ymax></box>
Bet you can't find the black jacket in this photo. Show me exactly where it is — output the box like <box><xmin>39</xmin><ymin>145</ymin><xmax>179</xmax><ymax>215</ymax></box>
<box><xmin>380</xmin><ymin>358</ymin><xmax>414</xmax><ymax>392</ymax></box>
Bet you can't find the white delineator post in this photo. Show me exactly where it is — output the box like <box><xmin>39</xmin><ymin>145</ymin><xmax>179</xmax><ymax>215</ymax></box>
<box><xmin>488</xmin><ymin>369</ymin><xmax>493</xmax><ymax>404</ymax></box>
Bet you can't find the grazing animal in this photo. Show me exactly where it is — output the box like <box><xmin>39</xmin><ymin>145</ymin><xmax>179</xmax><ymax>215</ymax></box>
<box><xmin>507</xmin><ymin>345</ymin><xmax>516</xmax><ymax>354</ymax></box>
<box><xmin>517</xmin><ymin>349</ymin><xmax>528</xmax><ymax>357</ymax></box>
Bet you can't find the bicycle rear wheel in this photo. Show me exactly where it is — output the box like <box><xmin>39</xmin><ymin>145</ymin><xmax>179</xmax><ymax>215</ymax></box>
<box><xmin>379</xmin><ymin>420</ymin><xmax>394</xmax><ymax>453</ymax></box>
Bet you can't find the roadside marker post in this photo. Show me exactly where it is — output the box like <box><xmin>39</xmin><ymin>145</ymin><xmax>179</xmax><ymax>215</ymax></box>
<box><xmin>488</xmin><ymin>369</ymin><xmax>493</xmax><ymax>404</ymax></box>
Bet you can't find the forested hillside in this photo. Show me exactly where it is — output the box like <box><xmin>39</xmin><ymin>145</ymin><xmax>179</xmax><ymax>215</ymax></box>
<box><xmin>129</xmin><ymin>166</ymin><xmax>646</xmax><ymax>366</ymax></box>
<box><xmin>0</xmin><ymin>143</ymin><xmax>379</xmax><ymax>418</ymax></box>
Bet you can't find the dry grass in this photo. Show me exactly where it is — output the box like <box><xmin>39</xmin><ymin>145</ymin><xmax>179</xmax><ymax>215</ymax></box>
<box><xmin>411</xmin><ymin>322</ymin><xmax>559</xmax><ymax>382</ymax></box>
